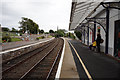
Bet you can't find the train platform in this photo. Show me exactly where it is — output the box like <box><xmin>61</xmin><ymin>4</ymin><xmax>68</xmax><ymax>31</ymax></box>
<box><xmin>55</xmin><ymin>38</ymin><xmax>79</xmax><ymax>79</ymax></box>
<box><xmin>58</xmin><ymin>38</ymin><xmax>120</xmax><ymax>79</ymax></box>
<box><xmin>1</xmin><ymin>38</ymin><xmax>54</xmax><ymax>52</ymax></box>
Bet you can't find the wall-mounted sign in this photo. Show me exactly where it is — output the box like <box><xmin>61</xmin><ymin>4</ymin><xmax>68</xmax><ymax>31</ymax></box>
<box><xmin>97</xmin><ymin>26</ymin><xmax>100</xmax><ymax>33</ymax></box>
<box><xmin>97</xmin><ymin>26</ymin><xmax>100</xmax><ymax>29</ymax></box>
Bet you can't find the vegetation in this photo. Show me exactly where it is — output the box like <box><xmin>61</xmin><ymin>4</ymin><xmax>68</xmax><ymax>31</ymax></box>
<box><xmin>54</xmin><ymin>29</ymin><xmax>75</xmax><ymax>39</ymax></box>
<box><xmin>49</xmin><ymin>29</ymin><xmax>54</xmax><ymax>33</ymax></box>
<box><xmin>45</xmin><ymin>32</ymin><xmax>49</xmax><ymax>34</ymax></box>
<box><xmin>19</xmin><ymin>17</ymin><xmax>39</xmax><ymax>34</ymax></box>
<box><xmin>11</xmin><ymin>38</ymin><xmax>22</xmax><ymax>42</ymax></box>
<box><xmin>2</xmin><ymin>36</ymin><xmax>22</xmax><ymax>43</ymax></box>
<box><xmin>0</xmin><ymin>32</ymin><xmax>2</xmax><ymax>43</ymax></box>
<box><xmin>10</xmin><ymin>28</ymin><xmax>18</xmax><ymax>33</ymax></box>
<box><xmin>74</xmin><ymin>31</ymin><xmax>82</xmax><ymax>40</ymax></box>
<box><xmin>2</xmin><ymin>31</ymin><xmax>18</xmax><ymax>37</ymax></box>
<box><xmin>36</xmin><ymin>36</ymin><xmax>45</xmax><ymax>40</ymax></box>
<box><xmin>48</xmin><ymin>36</ymin><xmax>53</xmax><ymax>38</ymax></box>
<box><xmin>55</xmin><ymin>30</ymin><xmax>65</xmax><ymax>38</ymax></box>
<box><xmin>2</xmin><ymin>36</ymin><xmax>11</xmax><ymax>42</ymax></box>
<box><xmin>39</xmin><ymin>29</ymin><xmax>44</xmax><ymax>34</ymax></box>
<box><xmin>1</xmin><ymin>27</ymin><xmax>21</xmax><ymax>43</ymax></box>
<box><xmin>0</xmin><ymin>39</ymin><xmax>1</xmax><ymax>43</ymax></box>
<box><xmin>2</xmin><ymin>27</ymin><xmax>10</xmax><ymax>32</ymax></box>
<box><xmin>65</xmin><ymin>32</ymin><xmax>75</xmax><ymax>39</ymax></box>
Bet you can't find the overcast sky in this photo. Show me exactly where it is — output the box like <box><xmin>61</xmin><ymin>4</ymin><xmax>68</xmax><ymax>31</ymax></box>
<box><xmin>0</xmin><ymin>0</ymin><xmax>72</xmax><ymax>32</ymax></box>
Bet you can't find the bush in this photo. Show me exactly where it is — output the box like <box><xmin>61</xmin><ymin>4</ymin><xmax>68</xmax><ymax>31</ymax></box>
<box><xmin>36</xmin><ymin>37</ymin><xmax>39</xmax><ymax>40</ymax></box>
<box><xmin>20</xmin><ymin>33</ymin><xmax>22</xmax><ymax>36</ymax></box>
<box><xmin>64</xmin><ymin>33</ymin><xmax>75</xmax><ymax>39</ymax></box>
<box><xmin>69</xmin><ymin>33</ymin><xmax>75</xmax><ymax>39</ymax></box>
<box><xmin>41</xmin><ymin>36</ymin><xmax>45</xmax><ymax>39</ymax></box>
<box><xmin>74</xmin><ymin>31</ymin><xmax>82</xmax><ymax>40</ymax></box>
<box><xmin>36</xmin><ymin>36</ymin><xmax>45</xmax><ymax>40</ymax></box>
<box><xmin>70</xmin><ymin>34</ymin><xmax>75</xmax><ymax>39</ymax></box>
<box><xmin>2</xmin><ymin>36</ymin><xmax>11</xmax><ymax>42</ymax></box>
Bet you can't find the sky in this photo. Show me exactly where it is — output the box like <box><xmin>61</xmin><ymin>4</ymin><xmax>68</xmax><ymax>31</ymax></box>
<box><xmin>0</xmin><ymin>0</ymin><xmax>72</xmax><ymax>32</ymax></box>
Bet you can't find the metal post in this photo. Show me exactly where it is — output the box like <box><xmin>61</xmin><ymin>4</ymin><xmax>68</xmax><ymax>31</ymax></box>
<box><xmin>87</xmin><ymin>25</ymin><xmax>89</xmax><ymax>45</ymax></box>
<box><xmin>94</xmin><ymin>20</ymin><xmax>96</xmax><ymax>41</ymax></box>
<box><xmin>84</xmin><ymin>27</ymin><xmax>85</xmax><ymax>43</ymax></box>
<box><xmin>105</xmin><ymin>8</ymin><xmax>109</xmax><ymax>54</ymax></box>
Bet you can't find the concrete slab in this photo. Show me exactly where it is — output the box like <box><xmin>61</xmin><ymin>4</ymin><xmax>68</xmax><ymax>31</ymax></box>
<box><xmin>60</xmin><ymin>38</ymin><xmax>79</xmax><ymax>78</ymax></box>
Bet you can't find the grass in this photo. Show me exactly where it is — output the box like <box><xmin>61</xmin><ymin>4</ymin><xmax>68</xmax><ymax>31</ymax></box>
<box><xmin>2</xmin><ymin>37</ymin><xmax>22</xmax><ymax>43</ymax></box>
<box><xmin>0</xmin><ymin>38</ymin><xmax>2</xmax><ymax>43</ymax></box>
<box><xmin>48</xmin><ymin>36</ymin><xmax>53</xmax><ymax>38</ymax></box>
<box><xmin>11</xmin><ymin>38</ymin><xmax>22</xmax><ymax>42</ymax></box>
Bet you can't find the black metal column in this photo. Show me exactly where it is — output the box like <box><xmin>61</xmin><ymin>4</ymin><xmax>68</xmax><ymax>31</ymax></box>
<box><xmin>105</xmin><ymin>8</ymin><xmax>109</xmax><ymax>54</ymax></box>
<box><xmin>84</xmin><ymin>27</ymin><xmax>85</xmax><ymax>43</ymax></box>
<box><xmin>94</xmin><ymin>20</ymin><xmax>96</xmax><ymax>41</ymax></box>
<box><xmin>87</xmin><ymin>25</ymin><xmax>89</xmax><ymax>45</ymax></box>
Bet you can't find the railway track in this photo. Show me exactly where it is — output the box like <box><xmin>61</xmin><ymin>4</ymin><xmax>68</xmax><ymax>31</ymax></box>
<box><xmin>2</xmin><ymin>38</ymin><xmax>56</xmax><ymax>72</ymax></box>
<box><xmin>2</xmin><ymin>38</ymin><xmax>64</xmax><ymax>79</ymax></box>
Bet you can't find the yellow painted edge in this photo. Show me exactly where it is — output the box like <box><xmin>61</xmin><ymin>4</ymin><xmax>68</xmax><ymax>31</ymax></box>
<box><xmin>68</xmin><ymin>41</ymin><xmax>93</xmax><ymax>80</ymax></box>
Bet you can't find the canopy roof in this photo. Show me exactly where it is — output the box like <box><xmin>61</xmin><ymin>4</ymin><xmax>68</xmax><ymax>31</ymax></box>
<box><xmin>69</xmin><ymin>0</ymin><xmax>119</xmax><ymax>30</ymax></box>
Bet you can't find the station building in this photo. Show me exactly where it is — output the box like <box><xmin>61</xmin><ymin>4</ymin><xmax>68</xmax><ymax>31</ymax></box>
<box><xmin>69</xmin><ymin>0</ymin><xmax>120</xmax><ymax>58</ymax></box>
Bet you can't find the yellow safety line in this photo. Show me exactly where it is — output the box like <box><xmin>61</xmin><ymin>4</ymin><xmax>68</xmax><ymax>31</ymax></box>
<box><xmin>68</xmin><ymin>41</ymin><xmax>93</xmax><ymax>80</ymax></box>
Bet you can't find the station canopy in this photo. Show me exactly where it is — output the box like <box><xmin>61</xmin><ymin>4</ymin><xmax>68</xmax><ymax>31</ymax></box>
<box><xmin>69</xmin><ymin>0</ymin><xmax>118</xmax><ymax>30</ymax></box>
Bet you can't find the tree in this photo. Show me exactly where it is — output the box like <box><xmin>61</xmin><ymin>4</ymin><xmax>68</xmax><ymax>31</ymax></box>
<box><xmin>49</xmin><ymin>29</ymin><xmax>54</xmax><ymax>33</ymax></box>
<box><xmin>11</xmin><ymin>28</ymin><xmax>18</xmax><ymax>32</ymax></box>
<box><xmin>19</xmin><ymin>17</ymin><xmax>39</xmax><ymax>34</ymax></box>
<box><xmin>55</xmin><ymin>29</ymin><xmax>65</xmax><ymax>37</ymax></box>
<box><xmin>39</xmin><ymin>29</ymin><xmax>44</xmax><ymax>34</ymax></box>
<box><xmin>2</xmin><ymin>27</ymin><xmax>10</xmax><ymax>32</ymax></box>
<box><xmin>74</xmin><ymin>31</ymin><xmax>82</xmax><ymax>40</ymax></box>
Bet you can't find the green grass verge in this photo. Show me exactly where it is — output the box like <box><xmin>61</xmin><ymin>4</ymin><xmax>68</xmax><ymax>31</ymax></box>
<box><xmin>0</xmin><ymin>38</ymin><xmax>2</xmax><ymax>43</ymax></box>
<box><xmin>11</xmin><ymin>38</ymin><xmax>22</xmax><ymax>42</ymax></box>
<box><xmin>48</xmin><ymin>36</ymin><xmax>53</xmax><ymax>38</ymax></box>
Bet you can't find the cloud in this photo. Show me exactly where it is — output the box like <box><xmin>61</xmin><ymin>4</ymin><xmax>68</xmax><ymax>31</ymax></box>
<box><xmin>0</xmin><ymin>0</ymin><xmax>72</xmax><ymax>32</ymax></box>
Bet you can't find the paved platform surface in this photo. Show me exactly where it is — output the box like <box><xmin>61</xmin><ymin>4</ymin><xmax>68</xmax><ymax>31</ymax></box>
<box><xmin>68</xmin><ymin>40</ymin><xmax>120</xmax><ymax>79</ymax></box>
<box><xmin>60</xmin><ymin>38</ymin><xmax>79</xmax><ymax>79</ymax></box>
<box><xmin>1</xmin><ymin>38</ymin><xmax>53</xmax><ymax>51</ymax></box>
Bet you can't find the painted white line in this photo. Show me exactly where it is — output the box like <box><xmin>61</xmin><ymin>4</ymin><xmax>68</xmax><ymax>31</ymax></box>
<box><xmin>55</xmin><ymin>38</ymin><xmax>65</xmax><ymax>80</ymax></box>
<box><xmin>0</xmin><ymin>38</ymin><xmax>54</xmax><ymax>54</ymax></box>
<box><xmin>68</xmin><ymin>41</ymin><xmax>93</xmax><ymax>80</ymax></box>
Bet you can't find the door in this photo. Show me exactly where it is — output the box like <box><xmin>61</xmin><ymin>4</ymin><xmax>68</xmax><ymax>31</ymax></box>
<box><xmin>114</xmin><ymin>20</ymin><xmax>120</xmax><ymax>58</ymax></box>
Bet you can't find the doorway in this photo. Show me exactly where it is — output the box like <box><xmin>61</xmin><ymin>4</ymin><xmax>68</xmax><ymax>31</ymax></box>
<box><xmin>114</xmin><ymin>20</ymin><xmax>120</xmax><ymax>58</ymax></box>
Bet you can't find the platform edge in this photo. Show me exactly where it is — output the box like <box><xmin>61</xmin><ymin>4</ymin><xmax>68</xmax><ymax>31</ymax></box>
<box><xmin>55</xmin><ymin>38</ymin><xmax>65</xmax><ymax>80</ymax></box>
